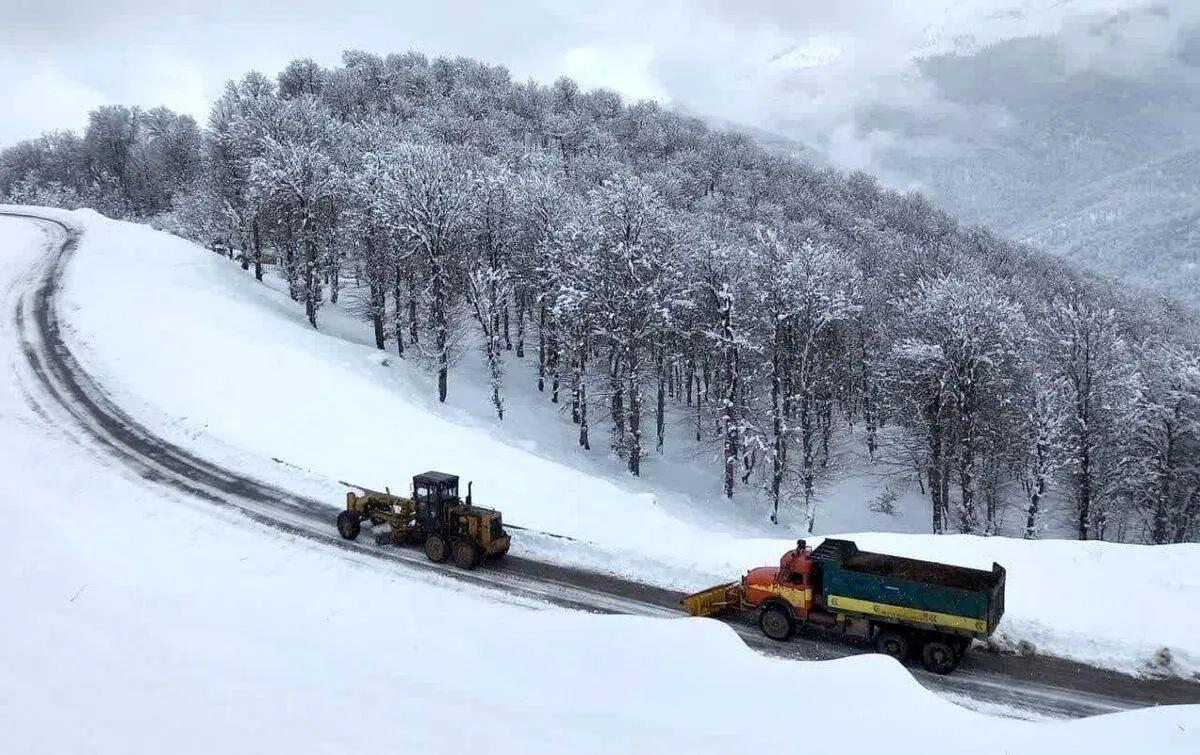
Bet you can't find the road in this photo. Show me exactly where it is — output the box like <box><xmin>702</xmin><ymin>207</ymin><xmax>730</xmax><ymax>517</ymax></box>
<box><xmin>6</xmin><ymin>209</ymin><xmax>1200</xmax><ymax>721</ymax></box>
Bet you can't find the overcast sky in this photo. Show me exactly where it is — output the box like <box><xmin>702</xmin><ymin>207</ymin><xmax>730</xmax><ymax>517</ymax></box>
<box><xmin>0</xmin><ymin>0</ymin><xmax>1191</xmax><ymax>150</ymax></box>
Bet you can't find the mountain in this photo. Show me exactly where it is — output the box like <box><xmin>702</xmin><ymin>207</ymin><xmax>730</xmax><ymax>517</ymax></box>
<box><xmin>765</xmin><ymin>8</ymin><xmax>1200</xmax><ymax>307</ymax></box>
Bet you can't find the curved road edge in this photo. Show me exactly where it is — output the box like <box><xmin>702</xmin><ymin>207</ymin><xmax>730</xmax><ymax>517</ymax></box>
<box><xmin>5</xmin><ymin>208</ymin><xmax>1198</xmax><ymax>720</ymax></box>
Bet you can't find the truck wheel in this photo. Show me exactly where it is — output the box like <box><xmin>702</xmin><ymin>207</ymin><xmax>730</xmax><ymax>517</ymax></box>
<box><xmin>452</xmin><ymin>539</ymin><xmax>480</xmax><ymax>570</ymax></box>
<box><xmin>921</xmin><ymin>640</ymin><xmax>960</xmax><ymax>675</ymax></box>
<box><xmin>874</xmin><ymin>630</ymin><xmax>909</xmax><ymax>662</ymax></box>
<box><xmin>758</xmin><ymin>604</ymin><xmax>794</xmax><ymax>642</ymax></box>
<box><xmin>336</xmin><ymin>511</ymin><xmax>361</xmax><ymax>541</ymax></box>
<box><xmin>424</xmin><ymin>534</ymin><xmax>448</xmax><ymax>563</ymax></box>
<box><xmin>953</xmin><ymin>637</ymin><xmax>972</xmax><ymax>659</ymax></box>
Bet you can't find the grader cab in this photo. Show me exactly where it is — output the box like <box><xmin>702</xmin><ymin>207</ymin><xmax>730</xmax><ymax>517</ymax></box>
<box><xmin>336</xmin><ymin>471</ymin><xmax>510</xmax><ymax>570</ymax></box>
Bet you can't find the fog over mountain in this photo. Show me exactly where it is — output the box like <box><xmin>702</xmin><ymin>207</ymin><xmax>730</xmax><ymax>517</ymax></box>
<box><xmin>751</xmin><ymin>3</ymin><xmax>1200</xmax><ymax>306</ymax></box>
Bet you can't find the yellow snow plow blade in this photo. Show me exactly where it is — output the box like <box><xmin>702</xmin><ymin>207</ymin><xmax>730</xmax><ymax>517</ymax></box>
<box><xmin>682</xmin><ymin>582</ymin><xmax>743</xmax><ymax>617</ymax></box>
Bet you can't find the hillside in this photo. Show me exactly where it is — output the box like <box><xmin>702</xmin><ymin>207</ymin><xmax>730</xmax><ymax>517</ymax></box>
<box><xmin>19</xmin><ymin>217</ymin><xmax>1199</xmax><ymax>752</ymax></box>
<box><xmin>12</xmin><ymin>205</ymin><xmax>1191</xmax><ymax>678</ymax></box>
<box><xmin>2</xmin><ymin>48</ymin><xmax>1198</xmax><ymax>548</ymax></box>
<box><xmin>796</xmin><ymin>13</ymin><xmax>1200</xmax><ymax>307</ymax></box>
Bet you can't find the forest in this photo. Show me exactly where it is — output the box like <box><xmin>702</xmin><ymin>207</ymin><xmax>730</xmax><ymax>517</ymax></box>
<box><xmin>2</xmin><ymin>49</ymin><xmax>1198</xmax><ymax>544</ymax></box>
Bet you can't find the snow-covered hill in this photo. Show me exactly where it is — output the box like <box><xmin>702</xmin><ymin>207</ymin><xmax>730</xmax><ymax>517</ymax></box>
<box><xmin>15</xmin><ymin>207</ymin><xmax>1193</xmax><ymax>679</ymax></box>
<box><xmin>5</xmin><ymin>208</ymin><xmax>1200</xmax><ymax>753</ymax></box>
<box><xmin>8</xmin><ymin>204</ymin><xmax>1200</xmax><ymax>750</ymax></box>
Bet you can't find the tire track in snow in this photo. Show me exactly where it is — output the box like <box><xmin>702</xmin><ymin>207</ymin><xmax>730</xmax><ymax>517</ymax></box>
<box><xmin>6</xmin><ymin>209</ymin><xmax>1198</xmax><ymax>721</ymax></box>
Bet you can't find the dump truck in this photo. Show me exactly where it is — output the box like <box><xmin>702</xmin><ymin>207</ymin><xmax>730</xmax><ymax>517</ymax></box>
<box><xmin>683</xmin><ymin>538</ymin><xmax>1006</xmax><ymax>674</ymax></box>
<box><xmin>336</xmin><ymin>471</ymin><xmax>510</xmax><ymax>570</ymax></box>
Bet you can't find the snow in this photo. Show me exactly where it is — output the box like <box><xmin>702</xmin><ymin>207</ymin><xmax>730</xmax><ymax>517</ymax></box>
<box><xmin>10</xmin><ymin>205</ymin><xmax>1200</xmax><ymax>681</ymax></box>
<box><xmin>3</xmin><ymin>209</ymin><xmax>1200</xmax><ymax>754</ymax></box>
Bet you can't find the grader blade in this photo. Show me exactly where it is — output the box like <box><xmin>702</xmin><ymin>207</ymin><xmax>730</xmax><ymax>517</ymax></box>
<box><xmin>681</xmin><ymin>582</ymin><xmax>743</xmax><ymax>618</ymax></box>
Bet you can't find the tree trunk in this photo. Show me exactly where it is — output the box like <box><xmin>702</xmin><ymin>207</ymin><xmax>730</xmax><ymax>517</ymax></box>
<box><xmin>432</xmin><ymin>257</ymin><xmax>448</xmax><ymax>403</ymax></box>
<box><xmin>928</xmin><ymin>396</ymin><xmax>945</xmax><ymax>535</ymax></box>
<box><xmin>486</xmin><ymin>332</ymin><xmax>503</xmax><ymax>420</ymax></box>
<box><xmin>1078</xmin><ymin>424</ymin><xmax>1093</xmax><ymax>541</ymax></box>
<box><xmin>655</xmin><ymin>344</ymin><xmax>666</xmax><ymax>453</ymax></box>
<box><xmin>329</xmin><ymin>248</ymin><xmax>340</xmax><ymax>306</ymax></box>
<box><xmin>537</xmin><ymin>304</ymin><xmax>546</xmax><ymax>392</ymax></box>
<box><xmin>366</xmin><ymin>237</ymin><xmax>384</xmax><ymax>350</ymax></box>
<box><xmin>1153</xmin><ymin>420</ymin><xmax>1175</xmax><ymax>545</ymax></box>
<box><xmin>408</xmin><ymin>269</ymin><xmax>420</xmax><ymax>346</ymax></box>
<box><xmin>720</xmin><ymin>285</ymin><xmax>738</xmax><ymax>500</ymax></box>
<box><xmin>686</xmin><ymin>350</ymin><xmax>695</xmax><ymax>407</ymax></box>
<box><xmin>770</xmin><ymin>316</ymin><xmax>786</xmax><ymax>524</ymax></box>
<box><xmin>252</xmin><ymin>217</ymin><xmax>264</xmax><ymax>282</ymax></box>
<box><xmin>393</xmin><ymin>263</ymin><xmax>405</xmax><ymax>357</ymax></box>
<box><xmin>516</xmin><ymin>291</ymin><xmax>526</xmax><ymax>358</ymax></box>
<box><xmin>1023</xmin><ymin>436</ymin><xmax>1049</xmax><ymax>539</ymax></box>
<box><xmin>628</xmin><ymin>347</ymin><xmax>642</xmax><ymax>476</ymax></box>
<box><xmin>503</xmin><ymin>300</ymin><xmax>512</xmax><ymax>351</ymax></box>
<box><xmin>610</xmin><ymin>347</ymin><xmax>625</xmax><ymax>455</ymax></box>
<box><xmin>550</xmin><ymin>328</ymin><xmax>561</xmax><ymax>404</ymax></box>
<box><xmin>801</xmin><ymin>391</ymin><xmax>816</xmax><ymax>533</ymax></box>
<box><xmin>577</xmin><ymin>332</ymin><xmax>590</xmax><ymax>450</ymax></box>
<box><xmin>1174</xmin><ymin>488</ymin><xmax>1200</xmax><ymax>544</ymax></box>
<box><xmin>958</xmin><ymin>430</ymin><xmax>977</xmax><ymax>534</ymax></box>
<box><xmin>859</xmin><ymin>319</ymin><xmax>877</xmax><ymax>459</ymax></box>
<box><xmin>301</xmin><ymin>214</ymin><xmax>318</xmax><ymax>328</ymax></box>
<box><xmin>820</xmin><ymin>395</ymin><xmax>833</xmax><ymax>468</ymax></box>
<box><xmin>240</xmin><ymin>229</ymin><xmax>250</xmax><ymax>271</ymax></box>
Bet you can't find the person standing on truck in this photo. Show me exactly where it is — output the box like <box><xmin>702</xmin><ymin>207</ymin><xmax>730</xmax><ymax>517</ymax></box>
<box><xmin>779</xmin><ymin>539</ymin><xmax>808</xmax><ymax>581</ymax></box>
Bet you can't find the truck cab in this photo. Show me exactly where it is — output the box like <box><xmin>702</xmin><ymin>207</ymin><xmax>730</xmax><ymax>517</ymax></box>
<box><xmin>742</xmin><ymin>542</ymin><xmax>817</xmax><ymax>634</ymax></box>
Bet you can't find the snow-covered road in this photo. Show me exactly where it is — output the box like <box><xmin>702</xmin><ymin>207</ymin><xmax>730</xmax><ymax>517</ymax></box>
<box><xmin>3</xmin><ymin>207</ymin><xmax>1198</xmax><ymax>725</ymax></box>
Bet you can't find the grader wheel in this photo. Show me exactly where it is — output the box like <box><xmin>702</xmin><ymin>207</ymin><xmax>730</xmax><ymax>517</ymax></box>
<box><xmin>452</xmin><ymin>539</ymin><xmax>481</xmax><ymax>570</ymax></box>
<box><xmin>336</xmin><ymin>511</ymin><xmax>361</xmax><ymax>541</ymax></box>
<box><xmin>424</xmin><ymin>534</ymin><xmax>448</xmax><ymax>563</ymax></box>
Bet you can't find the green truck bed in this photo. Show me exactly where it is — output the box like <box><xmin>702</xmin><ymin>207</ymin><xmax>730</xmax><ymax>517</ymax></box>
<box><xmin>811</xmin><ymin>539</ymin><xmax>1006</xmax><ymax>639</ymax></box>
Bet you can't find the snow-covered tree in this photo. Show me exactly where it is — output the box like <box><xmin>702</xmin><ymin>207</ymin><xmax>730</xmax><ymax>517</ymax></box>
<box><xmin>748</xmin><ymin>226</ymin><xmax>862</xmax><ymax>528</ymax></box>
<box><xmin>248</xmin><ymin>97</ymin><xmax>345</xmax><ymax>327</ymax></box>
<box><xmin>571</xmin><ymin>170</ymin><xmax>675</xmax><ymax>476</ymax></box>
<box><xmin>1122</xmin><ymin>344</ymin><xmax>1200</xmax><ymax>543</ymax></box>
<box><xmin>1041</xmin><ymin>293</ymin><xmax>1138</xmax><ymax>540</ymax></box>
<box><xmin>11</xmin><ymin>50</ymin><xmax>1199</xmax><ymax>542</ymax></box>
<box><xmin>379</xmin><ymin>142</ymin><xmax>472</xmax><ymax>403</ymax></box>
<box><xmin>1018</xmin><ymin>377</ymin><xmax>1069</xmax><ymax>539</ymax></box>
<box><xmin>465</xmin><ymin>160</ymin><xmax>520</xmax><ymax>419</ymax></box>
<box><xmin>883</xmin><ymin>272</ymin><xmax>1028</xmax><ymax>534</ymax></box>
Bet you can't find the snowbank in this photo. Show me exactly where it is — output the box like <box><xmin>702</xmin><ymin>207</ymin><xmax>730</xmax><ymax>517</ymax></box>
<box><xmin>3</xmin><ymin>210</ymin><xmax>1199</xmax><ymax>751</ymax></box>
<box><xmin>39</xmin><ymin>208</ymin><xmax>1200</xmax><ymax>679</ymax></box>
<box><xmin>4</xmin><ymin>371</ymin><xmax>1196</xmax><ymax>755</ymax></box>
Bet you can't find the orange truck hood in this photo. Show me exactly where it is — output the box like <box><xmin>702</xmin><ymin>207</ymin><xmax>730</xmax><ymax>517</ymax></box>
<box><xmin>744</xmin><ymin>566</ymin><xmax>780</xmax><ymax>586</ymax></box>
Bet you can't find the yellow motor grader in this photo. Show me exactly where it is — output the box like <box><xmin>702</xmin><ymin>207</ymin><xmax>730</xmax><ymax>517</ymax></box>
<box><xmin>336</xmin><ymin>471</ymin><xmax>510</xmax><ymax>570</ymax></box>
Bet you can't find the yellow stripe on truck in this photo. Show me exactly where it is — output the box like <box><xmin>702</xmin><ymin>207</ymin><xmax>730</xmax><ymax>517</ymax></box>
<box><xmin>825</xmin><ymin>595</ymin><xmax>986</xmax><ymax>633</ymax></box>
<box><xmin>759</xmin><ymin>583</ymin><xmax>811</xmax><ymax>606</ymax></box>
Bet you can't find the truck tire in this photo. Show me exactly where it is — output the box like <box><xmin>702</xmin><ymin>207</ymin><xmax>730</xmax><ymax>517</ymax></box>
<box><xmin>921</xmin><ymin>640</ymin><xmax>960</xmax><ymax>675</ymax></box>
<box><xmin>874</xmin><ymin>630</ymin><xmax>909</xmax><ymax>662</ymax></box>
<box><xmin>424</xmin><ymin>534</ymin><xmax>448</xmax><ymax>563</ymax></box>
<box><xmin>336</xmin><ymin>511</ymin><xmax>361</xmax><ymax>541</ymax></box>
<box><xmin>758</xmin><ymin>603</ymin><xmax>794</xmax><ymax>642</ymax></box>
<box><xmin>452</xmin><ymin>539</ymin><xmax>480</xmax><ymax>570</ymax></box>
